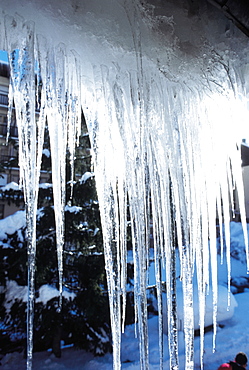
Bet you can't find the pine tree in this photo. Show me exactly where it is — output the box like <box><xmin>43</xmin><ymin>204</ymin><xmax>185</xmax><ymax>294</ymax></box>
<box><xmin>0</xmin><ymin>117</ymin><xmax>112</xmax><ymax>357</ymax></box>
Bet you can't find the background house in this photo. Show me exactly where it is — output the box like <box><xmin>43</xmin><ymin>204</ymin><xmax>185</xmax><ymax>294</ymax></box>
<box><xmin>241</xmin><ymin>140</ymin><xmax>249</xmax><ymax>221</ymax></box>
<box><xmin>0</xmin><ymin>60</ymin><xmax>249</xmax><ymax>223</ymax></box>
<box><xmin>0</xmin><ymin>62</ymin><xmax>50</xmax><ymax>219</ymax></box>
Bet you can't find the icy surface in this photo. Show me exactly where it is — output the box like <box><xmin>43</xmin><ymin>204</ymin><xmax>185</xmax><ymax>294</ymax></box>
<box><xmin>0</xmin><ymin>0</ymin><xmax>249</xmax><ymax>369</ymax></box>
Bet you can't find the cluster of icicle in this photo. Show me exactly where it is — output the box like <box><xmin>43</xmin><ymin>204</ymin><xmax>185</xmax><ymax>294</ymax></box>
<box><xmin>2</xmin><ymin>10</ymin><xmax>249</xmax><ymax>370</ymax></box>
<box><xmin>3</xmin><ymin>15</ymin><xmax>81</xmax><ymax>370</ymax></box>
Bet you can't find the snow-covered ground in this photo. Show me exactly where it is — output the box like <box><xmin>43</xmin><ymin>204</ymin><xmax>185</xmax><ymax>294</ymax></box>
<box><xmin>1</xmin><ymin>290</ymin><xmax>249</xmax><ymax>369</ymax></box>
<box><xmin>1</xmin><ymin>217</ymin><xmax>249</xmax><ymax>369</ymax></box>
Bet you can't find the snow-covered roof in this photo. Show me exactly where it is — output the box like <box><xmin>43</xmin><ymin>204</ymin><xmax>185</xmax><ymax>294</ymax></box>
<box><xmin>0</xmin><ymin>182</ymin><xmax>20</xmax><ymax>191</ymax></box>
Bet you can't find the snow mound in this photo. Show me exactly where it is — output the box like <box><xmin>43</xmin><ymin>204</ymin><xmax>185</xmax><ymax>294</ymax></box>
<box><xmin>39</xmin><ymin>183</ymin><xmax>53</xmax><ymax>189</ymax></box>
<box><xmin>3</xmin><ymin>280</ymin><xmax>76</xmax><ymax>313</ymax></box>
<box><xmin>36</xmin><ymin>284</ymin><xmax>75</xmax><ymax>304</ymax></box>
<box><xmin>0</xmin><ymin>211</ymin><xmax>26</xmax><ymax>239</ymax></box>
<box><xmin>79</xmin><ymin>172</ymin><xmax>94</xmax><ymax>184</ymax></box>
<box><xmin>163</xmin><ymin>285</ymin><xmax>237</xmax><ymax>333</ymax></box>
<box><xmin>65</xmin><ymin>205</ymin><xmax>82</xmax><ymax>213</ymax></box>
<box><xmin>0</xmin><ymin>182</ymin><xmax>20</xmax><ymax>191</ymax></box>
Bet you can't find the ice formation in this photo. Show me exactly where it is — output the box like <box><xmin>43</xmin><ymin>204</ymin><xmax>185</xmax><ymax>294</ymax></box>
<box><xmin>0</xmin><ymin>0</ymin><xmax>249</xmax><ymax>369</ymax></box>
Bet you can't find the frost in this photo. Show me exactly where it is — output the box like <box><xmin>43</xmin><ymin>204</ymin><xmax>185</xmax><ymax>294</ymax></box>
<box><xmin>0</xmin><ymin>1</ymin><xmax>249</xmax><ymax>370</ymax></box>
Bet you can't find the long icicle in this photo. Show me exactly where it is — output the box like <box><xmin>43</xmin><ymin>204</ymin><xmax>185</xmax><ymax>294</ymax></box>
<box><xmin>4</xmin><ymin>15</ymin><xmax>42</xmax><ymax>370</ymax></box>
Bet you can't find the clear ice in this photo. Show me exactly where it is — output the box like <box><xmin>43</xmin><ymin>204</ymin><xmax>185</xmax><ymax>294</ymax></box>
<box><xmin>1</xmin><ymin>0</ymin><xmax>249</xmax><ymax>369</ymax></box>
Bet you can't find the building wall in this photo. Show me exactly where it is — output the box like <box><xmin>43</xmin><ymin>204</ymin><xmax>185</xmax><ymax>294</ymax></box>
<box><xmin>0</xmin><ymin>73</ymin><xmax>19</xmax><ymax>219</ymax></box>
<box><xmin>0</xmin><ymin>66</ymin><xmax>50</xmax><ymax>219</ymax></box>
<box><xmin>242</xmin><ymin>165</ymin><xmax>249</xmax><ymax>221</ymax></box>
<box><xmin>1</xmin><ymin>62</ymin><xmax>249</xmax><ymax>224</ymax></box>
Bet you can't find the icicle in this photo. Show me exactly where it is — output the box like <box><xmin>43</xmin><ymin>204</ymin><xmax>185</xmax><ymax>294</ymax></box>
<box><xmin>2</xmin><ymin>2</ymin><xmax>249</xmax><ymax>370</ymax></box>
<box><xmin>6</xmin><ymin>80</ymin><xmax>13</xmax><ymax>144</ymax></box>
<box><xmin>118</xmin><ymin>183</ymin><xmax>128</xmax><ymax>334</ymax></box>
<box><xmin>150</xmin><ymin>172</ymin><xmax>164</xmax><ymax>370</ymax></box>
<box><xmin>4</xmin><ymin>15</ymin><xmax>42</xmax><ymax>370</ymax></box>
<box><xmin>90</xmin><ymin>64</ymin><xmax>125</xmax><ymax>370</ymax></box>
<box><xmin>44</xmin><ymin>44</ymin><xmax>68</xmax><ymax>307</ymax></box>
<box><xmin>67</xmin><ymin>50</ymin><xmax>82</xmax><ymax>200</ymax></box>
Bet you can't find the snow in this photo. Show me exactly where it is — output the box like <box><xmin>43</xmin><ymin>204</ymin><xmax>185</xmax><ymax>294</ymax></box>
<box><xmin>1</xmin><ymin>291</ymin><xmax>249</xmax><ymax>370</ymax></box>
<box><xmin>0</xmin><ymin>210</ymin><xmax>26</xmax><ymax>239</ymax></box>
<box><xmin>1</xmin><ymin>220</ymin><xmax>249</xmax><ymax>369</ymax></box>
<box><xmin>0</xmin><ymin>205</ymin><xmax>84</xmax><ymax>240</ymax></box>
<box><xmin>79</xmin><ymin>172</ymin><xmax>94</xmax><ymax>184</ymax></box>
<box><xmin>162</xmin><ymin>285</ymin><xmax>238</xmax><ymax>334</ymax></box>
<box><xmin>0</xmin><ymin>182</ymin><xmax>20</xmax><ymax>191</ymax></box>
<box><xmin>0</xmin><ymin>213</ymin><xmax>249</xmax><ymax>369</ymax></box>
<box><xmin>0</xmin><ymin>50</ymin><xmax>8</xmax><ymax>64</ymax></box>
<box><xmin>3</xmin><ymin>280</ymin><xmax>75</xmax><ymax>313</ymax></box>
<box><xmin>64</xmin><ymin>205</ymin><xmax>82</xmax><ymax>213</ymax></box>
<box><xmin>4</xmin><ymin>280</ymin><xmax>28</xmax><ymax>313</ymax></box>
<box><xmin>42</xmin><ymin>149</ymin><xmax>50</xmax><ymax>158</ymax></box>
<box><xmin>36</xmin><ymin>284</ymin><xmax>75</xmax><ymax>305</ymax></box>
<box><xmin>39</xmin><ymin>183</ymin><xmax>53</xmax><ymax>189</ymax></box>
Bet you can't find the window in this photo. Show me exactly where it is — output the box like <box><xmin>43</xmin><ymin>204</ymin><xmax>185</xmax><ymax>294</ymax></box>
<box><xmin>0</xmin><ymin>113</ymin><xmax>7</xmax><ymax>136</ymax></box>
<box><xmin>10</xmin><ymin>174</ymin><xmax>19</xmax><ymax>183</ymax></box>
<box><xmin>0</xmin><ymin>145</ymin><xmax>9</xmax><ymax>161</ymax></box>
<box><xmin>0</xmin><ymin>173</ymin><xmax>7</xmax><ymax>186</ymax></box>
<box><xmin>0</xmin><ymin>111</ymin><xmax>18</xmax><ymax>137</ymax></box>
<box><xmin>0</xmin><ymin>204</ymin><xmax>4</xmax><ymax>219</ymax></box>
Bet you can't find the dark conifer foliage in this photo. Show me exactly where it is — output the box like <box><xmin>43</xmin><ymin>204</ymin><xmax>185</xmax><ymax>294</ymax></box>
<box><xmin>0</xmin><ymin>112</ymin><xmax>140</xmax><ymax>359</ymax></box>
<box><xmin>0</xmin><ymin>118</ymin><xmax>113</xmax><ymax>357</ymax></box>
